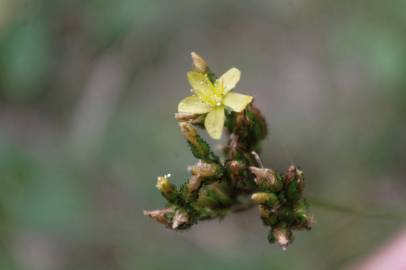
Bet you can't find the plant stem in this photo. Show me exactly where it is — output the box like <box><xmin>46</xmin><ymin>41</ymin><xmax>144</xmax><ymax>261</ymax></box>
<box><xmin>309</xmin><ymin>196</ymin><xmax>406</xmax><ymax>221</ymax></box>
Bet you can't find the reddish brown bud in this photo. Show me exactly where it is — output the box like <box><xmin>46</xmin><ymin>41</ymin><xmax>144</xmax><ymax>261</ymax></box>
<box><xmin>284</xmin><ymin>165</ymin><xmax>305</xmax><ymax>194</ymax></box>
<box><xmin>187</xmin><ymin>175</ymin><xmax>203</xmax><ymax>194</ymax></box>
<box><xmin>191</xmin><ymin>51</ymin><xmax>209</xmax><ymax>73</ymax></box>
<box><xmin>272</xmin><ymin>227</ymin><xmax>293</xmax><ymax>250</ymax></box>
<box><xmin>286</xmin><ymin>165</ymin><xmax>297</xmax><ymax>183</ymax></box>
<box><xmin>228</xmin><ymin>160</ymin><xmax>246</xmax><ymax>173</ymax></box>
<box><xmin>172</xmin><ymin>210</ymin><xmax>189</xmax><ymax>229</ymax></box>
<box><xmin>189</xmin><ymin>160</ymin><xmax>220</xmax><ymax>177</ymax></box>
<box><xmin>296</xmin><ymin>167</ymin><xmax>305</xmax><ymax>193</ymax></box>
<box><xmin>179</xmin><ymin>122</ymin><xmax>198</xmax><ymax>145</ymax></box>
<box><xmin>143</xmin><ymin>208</ymin><xmax>173</xmax><ymax>225</ymax></box>
<box><xmin>249</xmin><ymin>167</ymin><xmax>283</xmax><ymax>192</ymax></box>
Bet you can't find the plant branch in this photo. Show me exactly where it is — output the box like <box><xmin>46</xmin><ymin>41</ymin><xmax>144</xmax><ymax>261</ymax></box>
<box><xmin>309</xmin><ymin>196</ymin><xmax>406</xmax><ymax>221</ymax></box>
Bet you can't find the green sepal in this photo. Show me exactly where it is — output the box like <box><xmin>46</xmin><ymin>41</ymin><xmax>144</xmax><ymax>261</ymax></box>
<box><xmin>286</xmin><ymin>180</ymin><xmax>301</xmax><ymax>202</ymax></box>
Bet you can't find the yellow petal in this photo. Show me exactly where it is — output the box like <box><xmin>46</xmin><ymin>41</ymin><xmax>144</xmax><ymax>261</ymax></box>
<box><xmin>223</xmin><ymin>92</ymin><xmax>253</xmax><ymax>112</ymax></box>
<box><xmin>216</xmin><ymin>67</ymin><xmax>241</xmax><ymax>94</ymax></box>
<box><xmin>187</xmin><ymin>71</ymin><xmax>214</xmax><ymax>100</ymax></box>
<box><xmin>204</xmin><ymin>107</ymin><xmax>225</xmax><ymax>140</ymax></box>
<box><xmin>178</xmin><ymin>96</ymin><xmax>212</xmax><ymax>113</ymax></box>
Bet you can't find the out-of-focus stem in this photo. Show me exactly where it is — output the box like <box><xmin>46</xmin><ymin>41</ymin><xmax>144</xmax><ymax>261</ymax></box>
<box><xmin>309</xmin><ymin>197</ymin><xmax>406</xmax><ymax>221</ymax></box>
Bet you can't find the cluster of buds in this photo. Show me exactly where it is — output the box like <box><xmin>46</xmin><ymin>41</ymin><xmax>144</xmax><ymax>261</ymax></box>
<box><xmin>144</xmin><ymin>52</ymin><xmax>313</xmax><ymax>249</ymax></box>
<box><xmin>250</xmin><ymin>165</ymin><xmax>314</xmax><ymax>249</ymax></box>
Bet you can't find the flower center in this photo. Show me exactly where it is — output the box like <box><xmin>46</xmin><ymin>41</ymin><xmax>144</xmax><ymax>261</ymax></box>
<box><xmin>199</xmin><ymin>76</ymin><xmax>224</xmax><ymax>107</ymax></box>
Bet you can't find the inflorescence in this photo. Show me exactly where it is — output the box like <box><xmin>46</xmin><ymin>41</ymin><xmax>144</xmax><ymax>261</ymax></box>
<box><xmin>144</xmin><ymin>52</ymin><xmax>313</xmax><ymax>249</ymax></box>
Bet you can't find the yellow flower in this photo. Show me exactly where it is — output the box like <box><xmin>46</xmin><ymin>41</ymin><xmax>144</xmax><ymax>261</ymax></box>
<box><xmin>178</xmin><ymin>68</ymin><xmax>253</xmax><ymax>139</ymax></box>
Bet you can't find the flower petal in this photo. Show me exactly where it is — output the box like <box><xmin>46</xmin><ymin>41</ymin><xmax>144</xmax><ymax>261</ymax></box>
<box><xmin>217</xmin><ymin>67</ymin><xmax>241</xmax><ymax>94</ymax></box>
<box><xmin>204</xmin><ymin>107</ymin><xmax>225</xmax><ymax>140</ymax></box>
<box><xmin>178</xmin><ymin>96</ymin><xmax>212</xmax><ymax>114</ymax></box>
<box><xmin>223</xmin><ymin>92</ymin><xmax>253</xmax><ymax>112</ymax></box>
<box><xmin>187</xmin><ymin>71</ymin><xmax>214</xmax><ymax>100</ymax></box>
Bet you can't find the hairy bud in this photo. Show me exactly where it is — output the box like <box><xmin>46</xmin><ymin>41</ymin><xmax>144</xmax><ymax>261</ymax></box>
<box><xmin>187</xmin><ymin>175</ymin><xmax>203</xmax><ymax>194</ymax></box>
<box><xmin>156</xmin><ymin>176</ymin><xmax>174</xmax><ymax>193</ymax></box>
<box><xmin>143</xmin><ymin>208</ymin><xmax>174</xmax><ymax>225</ymax></box>
<box><xmin>179</xmin><ymin>122</ymin><xmax>212</xmax><ymax>161</ymax></box>
<box><xmin>251</xmin><ymin>192</ymin><xmax>278</xmax><ymax>205</ymax></box>
<box><xmin>172</xmin><ymin>210</ymin><xmax>189</xmax><ymax>230</ymax></box>
<box><xmin>191</xmin><ymin>51</ymin><xmax>209</xmax><ymax>73</ymax></box>
<box><xmin>258</xmin><ymin>205</ymin><xmax>277</xmax><ymax>225</ymax></box>
<box><xmin>249</xmin><ymin>166</ymin><xmax>283</xmax><ymax>192</ymax></box>
<box><xmin>156</xmin><ymin>176</ymin><xmax>177</xmax><ymax>203</ymax></box>
<box><xmin>179</xmin><ymin>122</ymin><xmax>198</xmax><ymax>144</ymax></box>
<box><xmin>269</xmin><ymin>226</ymin><xmax>293</xmax><ymax>250</ymax></box>
<box><xmin>189</xmin><ymin>160</ymin><xmax>221</xmax><ymax>178</ymax></box>
<box><xmin>296</xmin><ymin>167</ymin><xmax>305</xmax><ymax>193</ymax></box>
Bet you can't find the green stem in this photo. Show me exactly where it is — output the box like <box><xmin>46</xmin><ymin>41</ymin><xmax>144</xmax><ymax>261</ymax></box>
<box><xmin>309</xmin><ymin>196</ymin><xmax>406</xmax><ymax>221</ymax></box>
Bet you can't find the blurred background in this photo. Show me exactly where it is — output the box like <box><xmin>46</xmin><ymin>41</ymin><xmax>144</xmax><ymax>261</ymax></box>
<box><xmin>0</xmin><ymin>0</ymin><xmax>405</xmax><ymax>269</ymax></box>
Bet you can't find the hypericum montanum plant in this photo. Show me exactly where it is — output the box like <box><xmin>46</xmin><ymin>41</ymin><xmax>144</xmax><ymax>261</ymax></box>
<box><xmin>144</xmin><ymin>52</ymin><xmax>313</xmax><ymax>249</ymax></box>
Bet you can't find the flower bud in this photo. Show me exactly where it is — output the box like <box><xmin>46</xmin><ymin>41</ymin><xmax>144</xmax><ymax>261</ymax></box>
<box><xmin>258</xmin><ymin>205</ymin><xmax>270</xmax><ymax>217</ymax></box>
<box><xmin>229</xmin><ymin>160</ymin><xmax>246</xmax><ymax>172</ymax></box>
<box><xmin>189</xmin><ymin>160</ymin><xmax>221</xmax><ymax>178</ymax></box>
<box><xmin>156</xmin><ymin>176</ymin><xmax>175</xmax><ymax>196</ymax></box>
<box><xmin>179</xmin><ymin>122</ymin><xmax>211</xmax><ymax>161</ymax></box>
<box><xmin>285</xmin><ymin>165</ymin><xmax>305</xmax><ymax>194</ymax></box>
<box><xmin>225</xmin><ymin>160</ymin><xmax>247</xmax><ymax>189</ymax></box>
<box><xmin>187</xmin><ymin>175</ymin><xmax>203</xmax><ymax>194</ymax></box>
<box><xmin>179</xmin><ymin>122</ymin><xmax>198</xmax><ymax>144</ymax></box>
<box><xmin>293</xmin><ymin>204</ymin><xmax>314</xmax><ymax>230</ymax></box>
<box><xmin>303</xmin><ymin>214</ymin><xmax>315</xmax><ymax>230</ymax></box>
<box><xmin>258</xmin><ymin>205</ymin><xmax>277</xmax><ymax>225</ymax></box>
<box><xmin>172</xmin><ymin>210</ymin><xmax>189</xmax><ymax>230</ymax></box>
<box><xmin>249</xmin><ymin>167</ymin><xmax>283</xmax><ymax>192</ymax></box>
<box><xmin>191</xmin><ymin>51</ymin><xmax>209</xmax><ymax>73</ymax></box>
<box><xmin>251</xmin><ymin>192</ymin><xmax>278</xmax><ymax>205</ymax></box>
<box><xmin>296</xmin><ymin>167</ymin><xmax>305</xmax><ymax>193</ymax></box>
<box><xmin>143</xmin><ymin>208</ymin><xmax>174</xmax><ymax>225</ymax></box>
<box><xmin>271</xmin><ymin>226</ymin><xmax>293</xmax><ymax>250</ymax></box>
<box><xmin>295</xmin><ymin>209</ymin><xmax>309</xmax><ymax>225</ymax></box>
